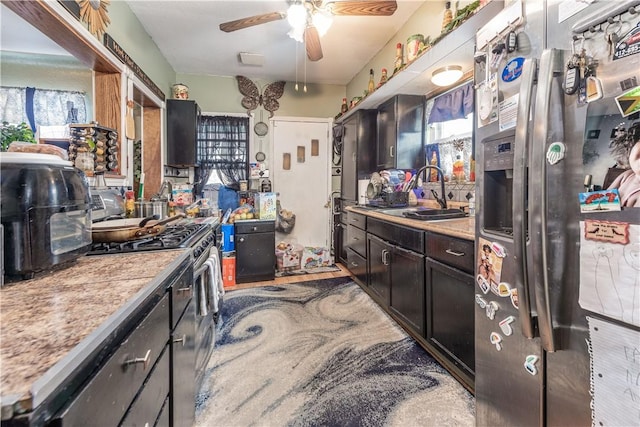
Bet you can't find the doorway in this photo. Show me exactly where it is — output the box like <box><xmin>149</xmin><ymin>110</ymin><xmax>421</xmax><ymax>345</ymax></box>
<box><xmin>271</xmin><ymin>117</ymin><xmax>331</xmax><ymax>248</ymax></box>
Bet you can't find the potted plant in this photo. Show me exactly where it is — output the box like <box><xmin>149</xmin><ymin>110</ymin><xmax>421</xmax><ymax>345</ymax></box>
<box><xmin>1</xmin><ymin>121</ymin><xmax>37</xmax><ymax>151</ymax></box>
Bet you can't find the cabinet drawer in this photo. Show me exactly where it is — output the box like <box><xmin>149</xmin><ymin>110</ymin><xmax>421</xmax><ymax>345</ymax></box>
<box><xmin>426</xmin><ymin>232</ymin><xmax>474</xmax><ymax>273</ymax></box>
<box><xmin>170</xmin><ymin>265</ymin><xmax>193</xmax><ymax>329</ymax></box>
<box><xmin>56</xmin><ymin>293</ymin><xmax>170</xmax><ymax>426</ymax></box>
<box><xmin>346</xmin><ymin>248</ymin><xmax>367</xmax><ymax>286</ymax></box>
<box><xmin>235</xmin><ymin>220</ymin><xmax>275</xmax><ymax>234</ymax></box>
<box><xmin>347</xmin><ymin>211</ymin><xmax>366</xmax><ymax>229</ymax></box>
<box><xmin>346</xmin><ymin>224</ymin><xmax>366</xmax><ymax>258</ymax></box>
<box><xmin>368</xmin><ymin>218</ymin><xmax>424</xmax><ymax>254</ymax></box>
<box><xmin>121</xmin><ymin>344</ymin><xmax>170</xmax><ymax>427</ymax></box>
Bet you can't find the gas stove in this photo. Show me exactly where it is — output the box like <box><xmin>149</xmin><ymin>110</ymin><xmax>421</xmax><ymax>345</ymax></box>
<box><xmin>88</xmin><ymin>223</ymin><xmax>213</xmax><ymax>256</ymax></box>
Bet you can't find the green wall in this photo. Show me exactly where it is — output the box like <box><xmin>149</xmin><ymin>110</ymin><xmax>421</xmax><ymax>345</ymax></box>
<box><xmin>176</xmin><ymin>74</ymin><xmax>345</xmax><ymax>118</ymax></box>
<box><xmin>104</xmin><ymin>1</ymin><xmax>176</xmax><ymax>99</ymax></box>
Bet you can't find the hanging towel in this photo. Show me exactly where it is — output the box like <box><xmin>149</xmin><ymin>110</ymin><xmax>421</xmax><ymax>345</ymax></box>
<box><xmin>207</xmin><ymin>250</ymin><xmax>224</xmax><ymax>314</ymax></box>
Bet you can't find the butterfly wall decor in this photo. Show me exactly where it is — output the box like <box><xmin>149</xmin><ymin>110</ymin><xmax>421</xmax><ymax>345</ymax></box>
<box><xmin>236</xmin><ymin>76</ymin><xmax>286</xmax><ymax>118</ymax></box>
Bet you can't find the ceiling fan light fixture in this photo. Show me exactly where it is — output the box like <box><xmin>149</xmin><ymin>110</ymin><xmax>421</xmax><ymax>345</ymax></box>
<box><xmin>312</xmin><ymin>10</ymin><xmax>333</xmax><ymax>37</ymax></box>
<box><xmin>431</xmin><ymin>65</ymin><xmax>463</xmax><ymax>87</ymax></box>
<box><xmin>287</xmin><ymin>3</ymin><xmax>307</xmax><ymax>30</ymax></box>
<box><xmin>287</xmin><ymin>26</ymin><xmax>304</xmax><ymax>43</ymax></box>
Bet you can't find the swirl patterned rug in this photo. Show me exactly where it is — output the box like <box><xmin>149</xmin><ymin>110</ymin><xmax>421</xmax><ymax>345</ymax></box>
<box><xmin>195</xmin><ymin>277</ymin><xmax>475</xmax><ymax>426</ymax></box>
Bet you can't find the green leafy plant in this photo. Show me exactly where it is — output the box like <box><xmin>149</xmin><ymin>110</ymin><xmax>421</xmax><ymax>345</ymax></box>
<box><xmin>1</xmin><ymin>121</ymin><xmax>37</xmax><ymax>151</ymax></box>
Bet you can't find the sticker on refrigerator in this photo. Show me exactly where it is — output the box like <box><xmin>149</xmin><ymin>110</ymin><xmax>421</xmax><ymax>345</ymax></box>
<box><xmin>477</xmin><ymin>238</ymin><xmax>504</xmax><ymax>294</ymax></box>
<box><xmin>524</xmin><ymin>355</ymin><xmax>539</xmax><ymax>376</ymax></box>
<box><xmin>614</xmin><ymin>85</ymin><xmax>640</xmax><ymax>117</ymax></box>
<box><xmin>498</xmin><ymin>94</ymin><xmax>519</xmax><ymax>131</ymax></box>
<box><xmin>477</xmin><ymin>73</ymin><xmax>499</xmax><ymax>128</ymax></box>
<box><xmin>546</xmin><ymin>142</ymin><xmax>566</xmax><ymax>165</ymax></box>
<box><xmin>613</xmin><ymin>22</ymin><xmax>640</xmax><ymax>61</ymax></box>
<box><xmin>510</xmin><ymin>288</ymin><xmax>519</xmax><ymax>309</ymax></box>
<box><xmin>497</xmin><ymin>282</ymin><xmax>511</xmax><ymax>297</ymax></box>
<box><xmin>584</xmin><ymin>219</ymin><xmax>630</xmax><ymax>245</ymax></box>
<box><xmin>579</xmin><ymin>190</ymin><xmax>622</xmax><ymax>213</ymax></box>
<box><xmin>490</xmin><ymin>332</ymin><xmax>503</xmax><ymax>351</ymax></box>
<box><xmin>501</xmin><ymin>57</ymin><xmax>525</xmax><ymax>82</ymax></box>
<box><xmin>499</xmin><ymin>316</ymin><xmax>516</xmax><ymax>336</ymax></box>
<box><xmin>579</xmin><ymin>222</ymin><xmax>640</xmax><ymax>327</ymax></box>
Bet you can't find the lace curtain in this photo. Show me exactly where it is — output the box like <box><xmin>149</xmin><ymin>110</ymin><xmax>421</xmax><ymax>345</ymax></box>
<box><xmin>195</xmin><ymin>115</ymin><xmax>249</xmax><ymax>195</ymax></box>
<box><xmin>0</xmin><ymin>86</ymin><xmax>87</xmax><ymax>131</ymax></box>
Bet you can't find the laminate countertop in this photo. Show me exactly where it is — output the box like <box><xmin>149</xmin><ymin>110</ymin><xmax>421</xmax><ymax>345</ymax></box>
<box><xmin>347</xmin><ymin>203</ymin><xmax>475</xmax><ymax>241</ymax></box>
<box><xmin>0</xmin><ymin>249</ymin><xmax>190</xmax><ymax>419</ymax></box>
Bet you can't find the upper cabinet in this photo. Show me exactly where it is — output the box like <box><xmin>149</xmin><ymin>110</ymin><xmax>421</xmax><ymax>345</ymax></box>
<box><xmin>377</xmin><ymin>95</ymin><xmax>425</xmax><ymax>170</ymax></box>
<box><xmin>166</xmin><ymin>100</ymin><xmax>200</xmax><ymax>167</ymax></box>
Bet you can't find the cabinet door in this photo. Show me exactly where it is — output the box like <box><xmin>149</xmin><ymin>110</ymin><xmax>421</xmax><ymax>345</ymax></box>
<box><xmin>166</xmin><ymin>100</ymin><xmax>199</xmax><ymax>167</ymax></box>
<box><xmin>171</xmin><ymin>298</ymin><xmax>196</xmax><ymax>427</ymax></box>
<box><xmin>341</xmin><ymin>117</ymin><xmax>357</xmax><ymax>201</ymax></box>
<box><xmin>425</xmin><ymin>257</ymin><xmax>475</xmax><ymax>379</ymax></box>
<box><xmin>396</xmin><ymin>96</ymin><xmax>425</xmax><ymax>170</ymax></box>
<box><xmin>390</xmin><ymin>246</ymin><xmax>425</xmax><ymax>336</ymax></box>
<box><xmin>376</xmin><ymin>98</ymin><xmax>396</xmax><ymax>169</ymax></box>
<box><xmin>367</xmin><ymin>234</ymin><xmax>390</xmax><ymax>306</ymax></box>
<box><xmin>346</xmin><ymin>248</ymin><xmax>367</xmax><ymax>287</ymax></box>
<box><xmin>236</xmin><ymin>231</ymin><xmax>275</xmax><ymax>282</ymax></box>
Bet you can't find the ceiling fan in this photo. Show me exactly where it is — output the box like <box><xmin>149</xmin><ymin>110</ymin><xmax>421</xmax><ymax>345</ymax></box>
<box><xmin>219</xmin><ymin>1</ymin><xmax>398</xmax><ymax>62</ymax></box>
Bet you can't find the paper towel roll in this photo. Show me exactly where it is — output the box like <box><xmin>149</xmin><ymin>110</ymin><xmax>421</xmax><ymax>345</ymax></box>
<box><xmin>358</xmin><ymin>179</ymin><xmax>369</xmax><ymax>205</ymax></box>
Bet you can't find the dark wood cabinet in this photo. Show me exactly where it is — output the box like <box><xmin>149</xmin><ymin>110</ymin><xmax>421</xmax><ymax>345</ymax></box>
<box><xmin>424</xmin><ymin>232</ymin><xmax>475</xmax><ymax>388</ymax></box>
<box><xmin>346</xmin><ymin>211</ymin><xmax>367</xmax><ymax>285</ymax></box>
<box><xmin>376</xmin><ymin>95</ymin><xmax>425</xmax><ymax>170</ymax></box>
<box><xmin>366</xmin><ymin>218</ymin><xmax>425</xmax><ymax>335</ymax></box>
<box><xmin>166</xmin><ymin>99</ymin><xmax>200</xmax><ymax>167</ymax></box>
<box><xmin>340</xmin><ymin>110</ymin><xmax>377</xmax><ymax>202</ymax></box>
<box><xmin>235</xmin><ymin>220</ymin><xmax>275</xmax><ymax>283</ymax></box>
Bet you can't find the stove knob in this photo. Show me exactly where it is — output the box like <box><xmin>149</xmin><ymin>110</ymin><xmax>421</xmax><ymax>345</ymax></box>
<box><xmin>194</xmin><ymin>247</ymin><xmax>202</xmax><ymax>257</ymax></box>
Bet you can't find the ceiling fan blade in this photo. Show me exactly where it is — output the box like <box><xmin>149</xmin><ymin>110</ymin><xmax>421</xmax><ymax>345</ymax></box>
<box><xmin>305</xmin><ymin>25</ymin><xmax>323</xmax><ymax>61</ymax></box>
<box><xmin>219</xmin><ymin>11</ymin><xmax>285</xmax><ymax>32</ymax></box>
<box><xmin>325</xmin><ymin>1</ymin><xmax>397</xmax><ymax>16</ymax></box>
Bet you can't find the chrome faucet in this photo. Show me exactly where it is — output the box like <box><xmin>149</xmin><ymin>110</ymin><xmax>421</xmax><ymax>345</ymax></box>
<box><xmin>412</xmin><ymin>165</ymin><xmax>447</xmax><ymax>209</ymax></box>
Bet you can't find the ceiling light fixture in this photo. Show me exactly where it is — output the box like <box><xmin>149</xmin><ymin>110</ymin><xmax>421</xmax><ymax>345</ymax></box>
<box><xmin>287</xmin><ymin>3</ymin><xmax>307</xmax><ymax>30</ymax></box>
<box><xmin>431</xmin><ymin>65</ymin><xmax>464</xmax><ymax>87</ymax></box>
<box><xmin>312</xmin><ymin>10</ymin><xmax>333</xmax><ymax>37</ymax></box>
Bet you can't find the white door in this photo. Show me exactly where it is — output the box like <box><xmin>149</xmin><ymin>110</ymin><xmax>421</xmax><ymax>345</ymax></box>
<box><xmin>271</xmin><ymin>118</ymin><xmax>331</xmax><ymax>248</ymax></box>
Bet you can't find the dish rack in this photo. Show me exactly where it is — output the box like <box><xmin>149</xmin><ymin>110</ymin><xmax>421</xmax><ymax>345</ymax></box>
<box><xmin>367</xmin><ymin>191</ymin><xmax>409</xmax><ymax>208</ymax></box>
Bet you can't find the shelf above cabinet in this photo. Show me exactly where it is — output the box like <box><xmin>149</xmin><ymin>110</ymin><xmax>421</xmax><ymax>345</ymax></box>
<box><xmin>337</xmin><ymin>0</ymin><xmax>504</xmax><ymax>122</ymax></box>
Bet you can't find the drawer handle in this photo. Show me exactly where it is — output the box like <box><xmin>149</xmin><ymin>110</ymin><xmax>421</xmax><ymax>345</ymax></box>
<box><xmin>173</xmin><ymin>334</ymin><xmax>187</xmax><ymax>347</ymax></box>
<box><xmin>351</xmin><ymin>261</ymin><xmax>359</xmax><ymax>267</ymax></box>
<box><xmin>445</xmin><ymin>249</ymin><xmax>465</xmax><ymax>257</ymax></box>
<box><xmin>352</xmin><ymin>237</ymin><xmax>359</xmax><ymax>241</ymax></box>
<box><xmin>123</xmin><ymin>349</ymin><xmax>151</xmax><ymax>371</ymax></box>
<box><xmin>177</xmin><ymin>286</ymin><xmax>191</xmax><ymax>293</ymax></box>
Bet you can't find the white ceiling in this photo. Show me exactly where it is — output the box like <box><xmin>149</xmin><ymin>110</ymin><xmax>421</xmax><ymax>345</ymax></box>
<box><xmin>126</xmin><ymin>1</ymin><xmax>425</xmax><ymax>85</ymax></box>
<box><xmin>0</xmin><ymin>1</ymin><xmax>426</xmax><ymax>86</ymax></box>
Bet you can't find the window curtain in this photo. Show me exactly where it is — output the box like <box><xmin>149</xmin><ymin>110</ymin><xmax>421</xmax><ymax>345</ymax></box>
<box><xmin>0</xmin><ymin>86</ymin><xmax>87</xmax><ymax>131</ymax></box>
<box><xmin>427</xmin><ymin>82</ymin><xmax>474</xmax><ymax>124</ymax></box>
<box><xmin>196</xmin><ymin>115</ymin><xmax>249</xmax><ymax>195</ymax></box>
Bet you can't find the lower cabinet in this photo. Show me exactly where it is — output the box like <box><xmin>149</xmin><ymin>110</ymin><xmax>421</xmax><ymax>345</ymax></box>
<box><xmin>171</xmin><ymin>298</ymin><xmax>196</xmax><ymax>427</ymax></box>
<box><xmin>367</xmin><ymin>233</ymin><xmax>425</xmax><ymax>335</ymax></box>
<box><xmin>425</xmin><ymin>257</ymin><xmax>475</xmax><ymax>382</ymax></box>
<box><xmin>346</xmin><ymin>248</ymin><xmax>367</xmax><ymax>286</ymax></box>
<box><xmin>235</xmin><ymin>220</ymin><xmax>276</xmax><ymax>283</ymax></box>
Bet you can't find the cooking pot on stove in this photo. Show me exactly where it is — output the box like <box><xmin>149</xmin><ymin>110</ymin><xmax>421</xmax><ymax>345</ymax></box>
<box><xmin>0</xmin><ymin>152</ymin><xmax>92</xmax><ymax>282</ymax></box>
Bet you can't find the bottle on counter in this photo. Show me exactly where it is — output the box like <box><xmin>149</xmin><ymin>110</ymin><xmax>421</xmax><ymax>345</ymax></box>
<box><xmin>453</xmin><ymin>154</ymin><xmax>465</xmax><ymax>181</ymax></box>
<box><xmin>429</xmin><ymin>151</ymin><xmax>439</xmax><ymax>182</ymax></box>
<box><xmin>469</xmin><ymin>195</ymin><xmax>476</xmax><ymax>216</ymax></box>
<box><xmin>340</xmin><ymin>97</ymin><xmax>348</xmax><ymax>113</ymax></box>
<box><xmin>368</xmin><ymin>69</ymin><xmax>375</xmax><ymax>94</ymax></box>
<box><xmin>393</xmin><ymin>43</ymin><xmax>404</xmax><ymax>75</ymax></box>
<box><xmin>469</xmin><ymin>156</ymin><xmax>476</xmax><ymax>182</ymax></box>
<box><xmin>125</xmin><ymin>187</ymin><xmax>135</xmax><ymax>218</ymax></box>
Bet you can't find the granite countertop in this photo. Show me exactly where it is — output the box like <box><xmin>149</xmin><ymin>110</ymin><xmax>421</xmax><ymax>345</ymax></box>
<box><xmin>0</xmin><ymin>249</ymin><xmax>190</xmax><ymax>417</ymax></box>
<box><xmin>347</xmin><ymin>202</ymin><xmax>475</xmax><ymax>241</ymax></box>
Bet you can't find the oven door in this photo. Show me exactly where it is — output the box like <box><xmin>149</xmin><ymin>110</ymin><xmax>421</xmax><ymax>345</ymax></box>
<box><xmin>193</xmin><ymin>249</ymin><xmax>224</xmax><ymax>392</ymax></box>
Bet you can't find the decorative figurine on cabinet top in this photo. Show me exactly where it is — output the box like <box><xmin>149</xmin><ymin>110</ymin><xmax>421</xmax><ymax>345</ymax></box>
<box><xmin>172</xmin><ymin>83</ymin><xmax>189</xmax><ymax>100</ymax></box>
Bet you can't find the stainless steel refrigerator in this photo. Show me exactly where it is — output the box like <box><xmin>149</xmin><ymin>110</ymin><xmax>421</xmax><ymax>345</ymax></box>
<box><xmin>473</xmin><ymin>1</ymin><xmax>640</xmax><ymax>425</ymax></box>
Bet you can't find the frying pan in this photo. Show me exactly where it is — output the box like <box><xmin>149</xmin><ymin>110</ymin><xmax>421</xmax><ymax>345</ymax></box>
<box><xmin>91</xmin><ymin>214</ymin><xmax>186</xmax><ymax>243</ymax></box>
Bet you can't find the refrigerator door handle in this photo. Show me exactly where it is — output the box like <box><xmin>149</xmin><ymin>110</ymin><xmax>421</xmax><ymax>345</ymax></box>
<box><xmin>513</xmin><ymin>57</ymin><xmax>537</xmax><ymax>339</ymax></box>
<box><xmin>530</xmin><ymin>48</ymin><xmax>566</xmax><ymax>352</ymax></box>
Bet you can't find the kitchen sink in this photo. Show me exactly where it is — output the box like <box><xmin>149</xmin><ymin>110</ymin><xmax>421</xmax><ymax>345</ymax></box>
<box><xmin>402</xmin><ymin>208</ymin><xmax>468</xmax><ymax>220</ymax></box>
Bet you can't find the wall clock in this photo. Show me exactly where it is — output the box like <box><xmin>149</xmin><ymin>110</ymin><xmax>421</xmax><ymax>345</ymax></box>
<box><xmin>77</xmin><ymin>0</ymin><xmax>111</xmax><ymax>38</ymax></box>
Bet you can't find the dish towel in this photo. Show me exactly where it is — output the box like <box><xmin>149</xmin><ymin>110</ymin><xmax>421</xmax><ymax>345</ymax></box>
<box><xmin>206</xmin><ymin>250</ymin><xmax>225</xmax><ymax>314</ymax></box>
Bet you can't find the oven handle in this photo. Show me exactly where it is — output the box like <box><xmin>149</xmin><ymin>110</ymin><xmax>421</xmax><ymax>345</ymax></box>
<box><xmin>194</xmin><ymin>262</ymin><xmax>209</xmax><ymax>316</ymax></box>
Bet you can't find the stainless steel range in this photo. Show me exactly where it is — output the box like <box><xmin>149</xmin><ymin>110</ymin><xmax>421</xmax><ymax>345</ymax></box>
<box><xmin>88</xmin><ymin>188</ymin><xmax>222</xmax><ymax>394</ymax></box>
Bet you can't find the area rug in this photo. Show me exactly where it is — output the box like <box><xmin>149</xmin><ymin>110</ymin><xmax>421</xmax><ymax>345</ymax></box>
<box><xmin>275</xmin><ymin>264</ymin><xmax>342</xmax><ymax>277</ymax></box>
<box><xmin>195</xmin><ymin>277</ymin><xmax>475</xmax><ymax>426</ymax></box>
